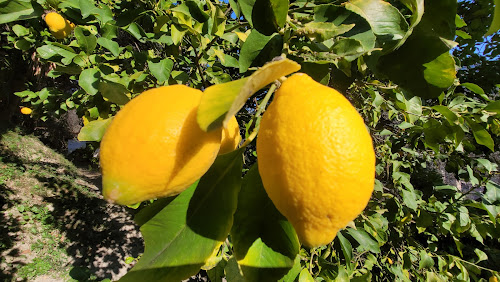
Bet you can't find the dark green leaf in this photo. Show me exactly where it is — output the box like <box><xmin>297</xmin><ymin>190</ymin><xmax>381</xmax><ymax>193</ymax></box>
<box><xmin>314</xmin><ymin>4</ymin><xmax>376</xmax><ymax>51</ymax></box>
<box><xmin>147</xmin><ymin>58</ymin><xmax>174</xmax><ymax>84</ymax></box>
<box><xmin>373</xmin><ymin>0</ymin><xmax>457</xmax><ymax>98</ymax></box>
<box><xmin>461</xmin><ymin>82</ymin><xmax>489</xmax><ymax>101</ymax></box>
<box><xmin>97</xmin><ymin>37</ymin><xmax>121</xmax><ymax>57</ymax></box>
<box><xmin>337</xmin><ymin>231</ymin><xmax>353</xmax><ymax>270</ymax></box>
<box><xmin>79</xmin><ymin>68</ymin><xmax>100</xmax><ymax>95</ymax></box>
<box><xmin>486</xmin><ymin>0</ymin><xmax>500</xmax><ymax>35</ymax></box>
<box><xmin>231</xmin><ymin>165</ymin><xmax>299</xmax><ymax>282</ymax></box>
<box><xmin>347</xmin><ymin>228</ymin><xmax>380</xmax><ymax>253</ymax></box>
<box><xmin>0</xmin><ymin>0</ymin><xmax>43</xmax><ymax>24</ymax></box>
<box><xmin>301</xmin><ymin>62</ymin><xmax>330</xmax><ymax>85</ymax></box>
<box><xmin>345</xmin><ymin>0</ymin><xmax>408</xmax><ymax>50</ymax></box>
<box><xmin>466</xmin><ymin>117</ymin><xmax>495</xmax><ymax>151</ymax></box>
<box><xmin>402</xmin><ymin>188</ymin><xmax>418</xmax><ymax>210</ymax></box>
<box><xmin>77</xmin><ymin>118</ymin><xmax>112</xmax><ymax>142</ymax></box>
<box><xmin>74</xmin><ymin>27</ymin><xmax>97</xmax><ymax>54</ymax></box>
<box><xmin>484</xmin><ymin>100</ymin><xmax>500</xmax><ymax>114</ymax></box>
<box><xmin>239</xmin><ymin>0</ymin><xmax>288</xmax><ymax>35</ymax></box>
<box><xmin>239</xmin><ymin>30</ymin><xmax>283</xmax><ymax>73</ymax></box>
<box><xmin>120</xmin><ymin>149</ymin><xmax>243</xmax><ymax>281</ymax></box>
<box><xmin>98</xmin><ymin>80</ymin><xmax>130</xmax><ymax>105</ymax></box>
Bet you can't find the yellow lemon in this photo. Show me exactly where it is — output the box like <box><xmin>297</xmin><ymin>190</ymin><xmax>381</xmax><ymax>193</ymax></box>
<box><xmin>20</xmin><ymin>107</ymin><xmax>32</xmax><ymax>115</ymax></box>
<box><xmin>257</xmin><ymin>73</ymin><xmax>375</xmax><ymax>247</ymax></box>
<box><xmin>100</xmin><ymin>85</ymin><xmax>222</xmax><ymax>205</ymax></box>
<box><xmin>45</xmin><ymin>12</ymin><xmax>74</xmax><ymax>39</ymax></box>
<box><xmin>219</xmin><ymin>116</ymin><xmax>241</xmax><ymax>155</ymax></box>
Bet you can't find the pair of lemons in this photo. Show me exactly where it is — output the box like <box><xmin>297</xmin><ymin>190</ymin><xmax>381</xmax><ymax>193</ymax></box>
<box><xmin>100</xmin><ymin>74</ymin><xmax>375</xmax><ymax>247</ymax></box>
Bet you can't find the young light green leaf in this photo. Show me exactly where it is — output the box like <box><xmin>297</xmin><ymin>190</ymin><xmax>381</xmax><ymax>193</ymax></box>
<box><xmin>197</xmin><ymin>58</ymin><xmax>300</xmax><ymax>131</ymax></box>
<box><xmin>74</xmin><ymin>27</ymin><xmax>97</xmax><ymax>54</ymax></box>
<box><xmin>147</xmin><ymin>58</ymin><xmax>174</xmax><ymax>84</ymax></box>
<box><xmin>279</xmin><ymin>256</ymin><xmax>301</xmax><ymax>282</ymax></box>
<box><xmin>231</xmin><ymin>165</ymin><xmax>299</xmax><ymax>282</ymax></box>
<box><xmin>347</xmin><ymin>228</ymin><xmax>381</xmax><ymax>253</ymax></box>
<box><xmin>120</xmin><ymin>149</ymin><xmax>243</xmax><ymax>282</ymax></box>
<box><xmin>79</xmin><ymin>68</ymin><xmax>100</xmax><ymax>95</ymax></box>
<box><xmin>97</xmin><ymin>37</ymin><xmax>121</xmax><ymax>57</ymax></box>
<box><xmin>418</xmin><ymin>251</ymin><xmax>434</xmax><ymax>270</ymax></box>
<box><xmin>98</xmin><ymin>80</ymin><xmax>130</xmax><ymax>105</ymax></box>
<box><xmin>77</xmin><ymin>118</ymin><xmax>113</xmax><ymax>141</ymax></box>
<box><xmin>298</xmin><ymin>269</ymin><xmax>314</xmax><ymax>282</ymax></box>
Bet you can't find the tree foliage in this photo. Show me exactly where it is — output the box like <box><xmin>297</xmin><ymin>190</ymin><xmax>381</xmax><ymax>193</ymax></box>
<box><xmin>1</xmin><ymin>0</ymin><xmax>500</xmax><ymax>280</ymax></box>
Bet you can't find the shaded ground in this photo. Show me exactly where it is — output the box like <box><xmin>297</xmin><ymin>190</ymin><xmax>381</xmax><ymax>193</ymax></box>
<box><xmin>0</xmin><ymin>130</ymin><xmax>143</xmax><ymax>281</ymax></box>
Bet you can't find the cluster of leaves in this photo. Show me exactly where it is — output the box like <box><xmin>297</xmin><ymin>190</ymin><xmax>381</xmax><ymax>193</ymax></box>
<box><xmin>2</xmin><ymin>0</ymin><xmax>500</xmax><ymax>281</ymax></box>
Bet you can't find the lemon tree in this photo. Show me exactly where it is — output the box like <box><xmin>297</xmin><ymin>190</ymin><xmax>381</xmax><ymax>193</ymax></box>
<box><xmin>2</xmin><ymin>0</ymin><xmax>500</xmax><ymax>281</ymax></box>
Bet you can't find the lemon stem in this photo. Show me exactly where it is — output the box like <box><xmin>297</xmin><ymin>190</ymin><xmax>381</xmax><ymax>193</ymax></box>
<box><xmin>240</xmin><ymin>82</ymin><xmax>278</xmax><ymax>148</ymax></box>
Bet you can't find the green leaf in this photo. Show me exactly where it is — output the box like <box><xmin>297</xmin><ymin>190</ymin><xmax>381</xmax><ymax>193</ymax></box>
<box><xmin>298</xmin><ymin>269</ymin><xmax>314</xmax><ymax>282</ymax></box>
<box><xmin>299</xmin><ymin>22</ymin><xmax>354</xmax><ymax>42</ymax></box>
<box><xmin>461</xmin><ymin>82</ymin><xmax>489</xmax><ymax>101</ymax></box>
<box><xmin>337</xmin><ymin>231</ymin><xmax>353</xmax><ymax>270</ymax></box>
<box><xmin>455</xmin><ymin>30</ymin><xmax>471</xmax><ymax>39</ymax></box>
<box><xmin>74</xmin><ymin>27</ymin><xmax>97</xmax><ymax>54</ymax></box>
<box><xmin>120</xmin><ymin>149</ymin><xmax>243</xmax><ymax>281</ymax></box>
<box><xmin>231</xmin><ymin>165</ymin><xmax>299</xmax><ymax>282</ymax></box>
<box><xmin>37</xmin><ymin>44</ymin><xmax>77</xmax><ymax>62</ymax></box>
<box><xmin>345</xmin><ymin>0</ymin><xmax>408</xmax><ymax>50</ymax></box>
<box><xmin>77</xmin><ymin>118</ymin><xmax>113</xmax><ymax>142</ymax></box>
<box><xmin>0</xmin><ymin>0</ymin><xmax>43</xmax><ymax>24</ymax></box>
<box><xmin>423</xmin><ymin>53</ymin><xmax>456</xmax><ymax>88</ymax></box>
<box><xmin>125</xmin><ymin>22</ymin><xmax>146</xmax><ymax>41</ymax></box>
<box><xmin>301</xmin><ymin>62</ymin><xmax>330</xmax><ymax>85</ymax></box>
<box><xmin>79</xmin><ymin>68</ymin><xmax>100</xmax><ymax>95</ymax></box>
<box><xmin>486</xmin><ymin>0</ymin><xmax>500</xmax><ymax>35</ymax></box>
<box><xmin>79</xmin><ymin>0</ymin><xmax>113</xmax><ymax>23</ymax></box>
<box><xmin>466</xmin><ymin>118</ymin><xmax>495</xmax><ymax>151</ymax></box>
<box><xmin>97</xmin><ymin>37</ymin><xmax>121</xmax><ymax>57</ymax></box>
<box><xmin>402</xmin><ymin>188</ymin><xmax>418</xmax><ymax>210</ymax></box>
<box><xmin>373</xmin><ymin>0</ymin><xmax>457</xmax><ymax>98</ymax></box>
<box><xmin>455</xmin><ymin>14</ymin><xmax>467</xmax><ymax>28</ymax></box>
<box><xmin>432</xmin><ymin>105</ymin><xmax>458</xmax><ymax>125</ymax></box>
<box><xmin>147</xmin><ymin>58</ymin><xmax>174</xmax><ymax>84</ymax></box>
<box><xmin>314</xmin><ymin>4</ymin><xmax>376</xmax><ymax>51</ymax></box>
<box><xmin>197</xmin><ymin>59</ymin><xmax>300</xmax><ymax>131</ymax></box>
<box><xmin>484</xmin><ymin>100</ymin><xmax>500</xmax><ymax>114</ymax></box>
<box><xmin>98</xmin><ymin>80</ymin><xmax>130</xmax><ymax>105</ymax></box>
<box><xmin>474</xmin><ymin>248</ymin><xmax>488</xmax><ymax>263</ymax></box>
<box><xmin>279</xmin><ymin>256</ymin><xmax>301</xmax><ymax>282</ymax></box>
<box><xmin>239</xmin><ymin>30</ymin><xmax>283</xmax><ymax>73</ymax></box>
<box><xmin>225</xmin><ymin>257</ymin><xmax>245</xmax><ymax>282</ymax></box>
<box><xmin>12</xmin><ymin>24</ymin><xmax>29</xmax><ymax>36</ymax></box>
<box><xmin>419</xmin><ymin>251</ymin><xmax>434</xmax><ymax>270</ymax></box>
<box><xmin>347</xmin><ymin>228</ymin><xmax>380</xmax><ymax>253</ymax></box>
<box><xmin>485</xmin><ymin>181</ymin><xmax>500</xmax><ymax>204</ymax></box>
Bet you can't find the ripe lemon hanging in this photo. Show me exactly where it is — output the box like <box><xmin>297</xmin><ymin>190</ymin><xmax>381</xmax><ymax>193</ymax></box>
<box><xmin>20</xmin><ymin>107</ymin><xmax>32</xmax><ymax>115</ymax></box>
<box><xmin>257</xmin><ymin>73</ymin><xmax>375</xmax><ymax>247</ymax></box>
<box><xmin>45</xmin><ymin>12</ymin><xmax>74</xmax><ymax>39</ymax></box>
<box><xmin>100</xmin><ymin>85</ymin><xmax>222</xmax><ymax>205</ymax></box>
<box><xmin>219</xmin><ymin>117</ymin><xmax>241</xmax><ymax>155</ymax></box>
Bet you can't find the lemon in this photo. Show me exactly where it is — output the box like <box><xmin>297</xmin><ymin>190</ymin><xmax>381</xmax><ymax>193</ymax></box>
<box><xmin>45</xmin><ymin>12</ymin><xmax>74</xmax><ymax>39</ymax></box>
<box><xmin>100</xmin><ymin>85</ymin><xmax>222</xmax><ymax>205</ymax></box>
<box><xmin>20</xmin><ymin>107</ymin><xmax>32</xmax><ymax>115</ymax></box>
<box><xmin>219</xmin><ymin>116</ymin><xmax>241</xmax><ymax>155</ymax></box>
<box><xmin>256</xmin><ymin>73</ymin><xmax>375</xmax><ymax>247</ymax></box>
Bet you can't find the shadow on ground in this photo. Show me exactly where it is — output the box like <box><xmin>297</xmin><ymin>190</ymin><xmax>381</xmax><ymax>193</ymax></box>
<box><xmin>0</xmin><ymin>128</ymin><xmax>144</xmax><ymax>281</ymax></box>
